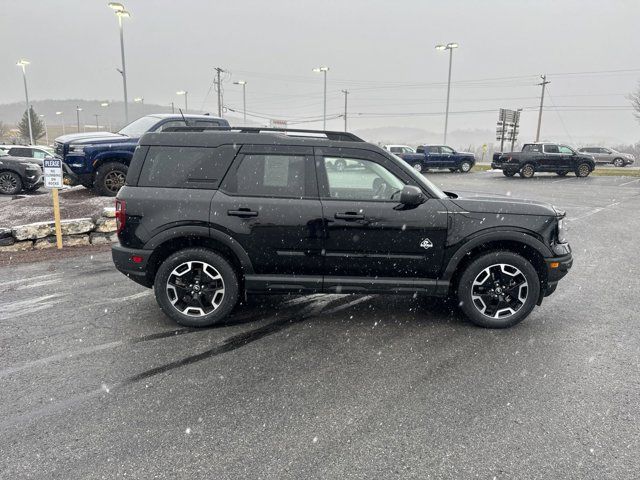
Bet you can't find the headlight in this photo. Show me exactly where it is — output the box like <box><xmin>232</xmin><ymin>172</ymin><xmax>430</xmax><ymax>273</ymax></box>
<box><xmin>557</xmin><ymin>217</ymin><xmax>567</xmax><ymax>243</ymax></box>
<box><xmin>70</xmin><ymin>145</ymin><xmax>89</xmax><ymax>153</ymax></box>
<box><xmin>21</xmin><ymin>163</ymin><xmax>40</xmax><ymax>171</ymax></box>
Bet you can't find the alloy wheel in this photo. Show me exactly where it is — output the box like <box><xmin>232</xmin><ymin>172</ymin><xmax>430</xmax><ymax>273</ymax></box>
<box><xmin>577</xmin><ymin>164</ymin><xmax>590</xmax><ymax>177</ymax></box>
<box><xmin>104</xmin><ymin>171</ymin><xmax>126</xmax><ymax>193</ymax></box>
<box><xmin>0</xmin><ymin>172</ymin><xmax>19</xmax><ymax>194</ymax></box>
<box><xmin>413</xmin><ymin>163</ymin><xmax>422</xmax><ymax>173</ymax></box>
<box><xmin>166</xmin><ymin>261</ymin><xmax>225</xmax><ymax>317</ymax></box>
<box><xmin>471</xmin><ymin>263</ymin><xmax>528</xmax><ymax>319</ymax></box>
<box><xmin>460</xmin><ymin>161</ymin><xmax>471</xmax><ymax>172</ymax></box>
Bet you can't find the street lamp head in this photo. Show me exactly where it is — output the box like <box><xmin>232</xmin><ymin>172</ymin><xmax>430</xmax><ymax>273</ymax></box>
<box><xmin>100</xmin><ymin>102</ymin><xmax>110</xmax><ymax>107</ymax></box>
<box><xmin>176</xmin><ymin>90</ymin><xmax>187</xmax><ymax>95</ymax></box>
<box><xmin>447</xmin><ymin>42</ymin><xmax>459</xmax><ymax>49</ymax></box>
<box><xmin>108</xmin><ymin>2</ymin><xmax>125</xmax><ymax>12</ymax></box>
<box><xmin>234</xmin><ymin>81</ymin><xmax>247</xmax><ymax>85</ymax></box>
<box><xmin>16</xmin><ymin>59</ymin><xmax>30</xmax><ymax>67</ymax></box>
<box><xmin>56</xmin><ymin>111</ymin><xmax>63</xmax><ymax>115</ymax></box>
<box><xmin>435</xmin><ymin>44</ymin><xmax>446</xmax><ymax>50</ymax></box>
<box><xmin>133</xmin><ymin>97</ymin><xmax>143</xmax><ymax>103</ymax></box>
<box><xmin>313</xmin><ymin>67</ymin><xmax>329</xmax><ymax>73</ymax></box>
<box><xmin>76</xmin><ymin>107</ymin><xmax>83</xmax><ymax>112</ymax></box>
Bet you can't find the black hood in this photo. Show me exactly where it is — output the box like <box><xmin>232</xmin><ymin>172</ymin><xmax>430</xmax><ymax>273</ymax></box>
<box><xmin>449</xmin><ymin>191</ymin><xmax>559</xmax><ymax>217</ymax></box>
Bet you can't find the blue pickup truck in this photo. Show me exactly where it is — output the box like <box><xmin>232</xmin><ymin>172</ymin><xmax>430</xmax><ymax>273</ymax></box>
<box><xmin>54</xmin><ymin>114</ymin><xmax>229</xmax><ymax>196</ymax></box>
<box><xmin>398</xmin><ymin>144</ymin><xmax>476</xmax><ymax>173</ymax></box>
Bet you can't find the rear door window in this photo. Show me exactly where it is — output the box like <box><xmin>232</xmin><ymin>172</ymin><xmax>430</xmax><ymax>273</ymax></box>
<box><xmin>138</xmin><ymin>146</ymin><xmax>236</xmax><ymax>188</ymax></box>
<box><xmin>8</xmin><ymin>147</ymin><xmax>31</xmax><ymax>157</ymax></box>
<box><xmin>544</xmin><ymin>144</ymin><xmax>559</xmax><ymax>154</ymax></box>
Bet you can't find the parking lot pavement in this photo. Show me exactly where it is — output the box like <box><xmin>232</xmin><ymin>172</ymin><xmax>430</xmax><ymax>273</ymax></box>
<box><xmin>1</xmin><ymin>173</ymin><xmax>639</xmax><ymax>479</ymax></box>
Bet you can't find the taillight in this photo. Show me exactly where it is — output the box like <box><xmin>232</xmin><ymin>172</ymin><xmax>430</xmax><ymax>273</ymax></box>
<box><xmin>115</xmin><ymin>199</ymin><xmax>126</xmax><ymax>233</ymax></box>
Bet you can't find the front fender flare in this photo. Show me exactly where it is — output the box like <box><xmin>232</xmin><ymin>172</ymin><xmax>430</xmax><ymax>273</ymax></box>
<box><xmin>441</xmin><ymin>229</ymin><xmax>553</xmax><ymax>282</ymax></box>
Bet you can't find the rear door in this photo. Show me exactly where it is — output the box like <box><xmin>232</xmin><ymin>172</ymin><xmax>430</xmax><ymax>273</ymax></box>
<box><xmin>316</xmin><ymin>147</ymin><xmax>448</xmax><ymax>289</ymax></box>
<box><xmin>213</xmin><ymin>145</ymin><xmax>324</xmax><ymax>279</ymax></box>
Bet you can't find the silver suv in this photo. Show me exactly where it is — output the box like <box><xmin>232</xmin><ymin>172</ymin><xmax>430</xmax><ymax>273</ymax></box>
<box><xmin>578</xmin><ymin>147</ymin><xmax>634</xmax><ymax>167</ymax></box>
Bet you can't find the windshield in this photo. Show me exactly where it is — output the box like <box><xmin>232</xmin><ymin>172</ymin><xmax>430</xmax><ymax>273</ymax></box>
<box><xmin>117</xmin><ymin>116</ymin><xmax>161</xmax><ymax>137</ymax></box>
<box><xmin>389</xmin><ymin>152</ymin><xmax>447</xmax><ymax>199</ymax></box>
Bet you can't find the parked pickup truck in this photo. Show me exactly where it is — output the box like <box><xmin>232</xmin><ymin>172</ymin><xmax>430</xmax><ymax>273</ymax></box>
<box><xmin>492</xmin><ymin>143</ymin><xmax>595</xmax><ymax>178</ymax></box>
<box><xmin>398</xmin><ymin>145</ymin><xmax>475</xmax><ymax>173</ymax></box>
<box><xmin>54</xmin><ymin>114</ymin><xmax>229</xmax><ymax>196</ymax></box>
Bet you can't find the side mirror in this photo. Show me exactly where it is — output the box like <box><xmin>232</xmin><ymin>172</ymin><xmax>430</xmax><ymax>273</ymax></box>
<box><xmin>399</xmin><ymin>185</ymin><xmax>425</xmax><ymax>206</ymax></box>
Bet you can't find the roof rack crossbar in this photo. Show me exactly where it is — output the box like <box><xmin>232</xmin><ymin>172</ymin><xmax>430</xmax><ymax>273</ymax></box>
<box><xmin>160</xmin><ymin>126</ymin><xmax>363</xmax><ymax>142</ymax></box>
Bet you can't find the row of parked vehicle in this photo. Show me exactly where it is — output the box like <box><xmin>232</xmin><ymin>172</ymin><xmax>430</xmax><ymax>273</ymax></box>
<box><xmin>383</xmin><ymin>142</ymin><xmax>635</xmax><ymax>179</ymax></box>
<box><xmin>0</xmin><ymin>144</ymin><xmax>58</xmax><ymax>195</ymax></box>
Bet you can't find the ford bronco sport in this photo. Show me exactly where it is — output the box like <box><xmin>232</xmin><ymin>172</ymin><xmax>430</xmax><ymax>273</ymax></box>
<box><xmin>112</xmin><ymin>127</ymin><xmax>572</xmax><ymax>329</ymax></box>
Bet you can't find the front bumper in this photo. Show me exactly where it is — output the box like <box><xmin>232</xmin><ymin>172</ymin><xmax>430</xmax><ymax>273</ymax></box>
<box><xmin>112</xmin><ymin>243</ymin><xmax>154</xmax><ymax>288</ymax></box>
<box><xmin>541</xmin><ymin>248</ymin><xmax>572</xmax><ymax>300</ymax></box>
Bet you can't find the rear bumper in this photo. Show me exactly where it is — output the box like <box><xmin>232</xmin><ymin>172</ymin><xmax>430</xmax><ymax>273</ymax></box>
<box><xmin>111</xmin><ymin>244</ymin><xmax>153</xmax><ymax>287</ymax></box>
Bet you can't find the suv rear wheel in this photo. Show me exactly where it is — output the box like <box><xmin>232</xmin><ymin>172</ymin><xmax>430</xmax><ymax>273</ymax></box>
<box><xmin>459</xmin><ymin>160</ymin><xmax>472</xmax><ymax>173</ymax></box>
<box><xmin>154</xmin><ymin>248</ymin><xmax>239</xmax><ymax>327</ymax></box>
<box><xmin>412</xmin><ymin>162</ymin><xmax>423</xmax><ymax>173</ymax></box>
<box><xmin>0</xmin><ymin>171</ymin><xmax>22</xmax><ymax>195</ymax></box>
<box><xmin>575</xmin><ymin>163</ymin><xmax>591</xmax><ymax>177</ymax></box>
<box><xmin>95</xmin><ymin>162</ymin><xmax>128</xmax><ymax>196</ymax></box>
<box><xmin>457</xmin><ymin>251</ymin><xmax>540</xmax><ymax>328</ymax></box>
<box><xmin>519</xmin><ymin>163</ymin><xmax>535</xmax><ymax>178</ymax></box>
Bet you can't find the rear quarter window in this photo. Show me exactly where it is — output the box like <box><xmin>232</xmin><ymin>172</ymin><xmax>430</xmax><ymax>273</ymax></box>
<box><xmin>138</xmin><ymin>145</ymin><xmax>237</xmax><ymax>189</ymax></box>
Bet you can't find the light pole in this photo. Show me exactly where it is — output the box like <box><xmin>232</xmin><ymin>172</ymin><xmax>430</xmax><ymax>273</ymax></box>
<box><xmin>100</xmin><ymin>102</ymin><xmax>112</xmax><ymax>131</ymax></box>
<box><xmin>108</xmin><ymin>2</ymin><xmax>131</xmax><ymax>124</ymax></box>
<box><xmin>170</xmin><ymin>102</ymin><xmax>175</xmax><ymax>114</ymax></box>
<box><xmin>341</xmin><ymin>89</ymin><xmax>349</xmax><ymax>132</ymax></box>
<box><xmin>39</xmin><ymin>115</ymin><xmax>49</xmax><ymax>145</ymax></box>
<box><xmin>94</xmin><ymin>114</ymin><xmax>101</xmax><ymax>130</ymax></box>
<box><xmin>313</xmin><ymin>66</ymin><xmax>329</xmax><ymax>129</ymax></box>
<box><xmin>233</xmin><ymin>81</ymin><xmax>247</xmax><ymax>124</ymax></box>
<box><xmin>76</xmin><ymin>106</ymin><xmax>83</xmax><ymax>133</ymax></box>
<box><xmin>16</xmin><ymin>59</ymin><xmax>34</xmax><ymax>145</ymax></box>
<box><xmin>176</xmin><ymin>91</ymin><xmax>188</xmax><ymax>113</ymax></box>
<box><xmin>56</xmin><ymin>111</ymin><xmax>66</xmax><ymax>135</ymax></box>
<box><xmin>435</xmin><ymin>42</ymin><xmax>459</xmax><ymax>144</ymax></box>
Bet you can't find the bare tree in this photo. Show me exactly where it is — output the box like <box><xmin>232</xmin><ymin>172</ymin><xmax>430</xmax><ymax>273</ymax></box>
<box><xmin>0</xmin><ymin>121</ymin><xmax>8</xmax><ymax>140</ymax></box>
<box><xmin>629</xmin><ymin>81</ymin><xmax>640</xmax><ymax>123</ymax></box>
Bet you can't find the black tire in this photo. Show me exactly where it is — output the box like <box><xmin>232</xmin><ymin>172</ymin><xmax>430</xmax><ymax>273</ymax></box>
<box><xmin>519</xmin><ymin>163</ymin><xmax>535</xmax><ymax>178</ymax></box>
<box><xmin>0</xmin><ymin>171</ymin><xmax>23</xmax><ymax>195</ymax></box>
<box><xmin>94</xmin><ymin>162</ymin><xmax>128</xmax><ymax>196</ymax></box>
<box><xmin>154</xmin><ymin>248</ymin><xmax>239</xmax><ymax>327</ymax></box>
<box><xmin>556</xmin><ymin>171</ymin><xmax>569</xmax><ymax>176</ymax></box>
<box><xmin>23</xmin><ymin>183</ymin><xmax>41</xmax><ymax>192</ymax></box>
<box><xmin>334</xmin><ymin>159</ymin><xmax>346</xmax><ymax>172</ymax></box>
<box><xmin>575</xmin><ymin>162</ymin><xmax>591</xmax><ymax>177</ymax></box>
<box><xmin>459</xmin><ymin>160</ymin><xmax>472</xmax><ymax>173</ymax></box>
<box><xmin>457</xmin><ymin>251</ymin><xmax>540</xmax><ymax>328</ymax></box>
<box><xmin>412</xmin><ymin>162</ymin><xmax>423</xmax><ymax>173</ymax></box>
<box><xmin>503</xmin><ymin>170</ymin><xmax>516</xmax><ymax>177</ymax></box>
<box><xmin>613</xmin><ymin>158</ymin><xmax>624</xmax><ymax>168</ymax></box>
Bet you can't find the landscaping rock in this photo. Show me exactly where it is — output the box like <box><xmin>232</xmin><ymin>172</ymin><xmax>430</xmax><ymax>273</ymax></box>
<box><xmin>0</xmin><ymin>236</ymin><xmax>15</xmax><ymax>247</ymax></box>
<box><xmin>102</xmin><ymin>207</ymin><xmax>116</xmax><ymax>218</ymax></box>
<box><xmin>12</xmin><ymin>218</ymin><xmax>95</xmax><ymax>240</ymax></box>
<box><xmin>90</xmin><ymin>232</ymin><xmax>118</xmax><ymax>245</ymax></box>
<box><xmin>34</xmin><ymin>234</ymin><xmax>91</xmax><ymax>250</ymax></box>
<box><xmin>0</xmin><ymin>240</ymin><xmax>33</xmax><ymax>252</ymax></box>
<box><xmin>94</xmin><ymin>217</ymin><xmax>117</xmax><ymax>233</ymax></box>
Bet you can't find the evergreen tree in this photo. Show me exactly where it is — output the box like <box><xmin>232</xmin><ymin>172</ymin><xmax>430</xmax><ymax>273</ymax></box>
<box><xmin>18</xmin><ymin>106</ymin><xmax>45</xmax><ymax>143</ymax></box>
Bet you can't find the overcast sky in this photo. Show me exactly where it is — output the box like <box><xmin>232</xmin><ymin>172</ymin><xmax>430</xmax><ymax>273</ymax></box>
<box><xmin>2</xmin><ymin>0</ymin><xmax>640</xmax><ymax>143</ymax></box>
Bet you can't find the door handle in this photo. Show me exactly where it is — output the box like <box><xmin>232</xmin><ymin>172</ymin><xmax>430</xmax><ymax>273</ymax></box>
<box><xmin>335</xmin><ymin>212</ymin><xmax>364</xmax><ymax>220</ymax></box>
<box><xmin>228</xmin><ymin>208</ymin><xmax>258</xmax><ymax>218</ymax></box>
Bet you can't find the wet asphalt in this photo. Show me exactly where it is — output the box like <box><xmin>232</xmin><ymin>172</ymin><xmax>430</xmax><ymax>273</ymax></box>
<box><xmin>1</xmin><ymin>171</ymin><xmax>639</xmax><ymax>479</ymax></box>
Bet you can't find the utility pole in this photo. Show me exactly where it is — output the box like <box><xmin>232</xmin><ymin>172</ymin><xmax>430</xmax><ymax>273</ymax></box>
<box><xmin>76</xmin><ymin>106</ymin><xmax>82</xmax><ymax>133</ymax></box>
<box><xmin>215</xmin><ymin>67</ymin><xmax>225</xmax><ymax>117</ymax></box>
<box><xmin>170</xmin><ymin>102</ymin><xmax>175</xmax><ymax>114</ymax></box>
<box><xmin>535</xmin><ymin>74</ymin><xmax>550</xmax><ymax>142</ymax></box>
<box><xmin>94</xmin><ymin>114</ymin><xmax>100</xmax><ymax>130</ymax></box>
<box><xmin>341</xmin><ymin>89</ymin><xmax>349</xmax><ymax>131</ymax></box>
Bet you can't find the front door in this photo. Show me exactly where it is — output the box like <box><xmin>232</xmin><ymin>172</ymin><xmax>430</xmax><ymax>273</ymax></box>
<box><xmin>213</xmin><ymin>145</ymin><xmax>324</xmax><ymax>278</ymax></box>
<box><xmin>315</xmin><ymin>147</ymin><xmax>448</xmax><ymax>287</ymax></box>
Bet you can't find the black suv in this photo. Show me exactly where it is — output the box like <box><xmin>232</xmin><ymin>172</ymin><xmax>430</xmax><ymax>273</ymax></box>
<box><xmin>112</xmin><ymin>128</ymin><xmax>573</xmax><ymax>329</ymax></box>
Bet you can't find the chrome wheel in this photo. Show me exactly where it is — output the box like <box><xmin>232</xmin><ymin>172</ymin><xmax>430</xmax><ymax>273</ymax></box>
<box><xmin>471</xmin><ymin>263</ymin><xmax>528</xmax><ymax>319</ymax></box>
<box><xmin>460</xmin><ymin>161</ymin><xmax>472</xmax><ymax>172</ymax></box>
<box><xmin>166</xmin><ymin>261</ymin><xmax>225</xmax><ymax>317</ymax></box>
<box><xmin>104</xmin><ymin>170</ymin><xmax>126</xmax><ymax>193</ymax></box>
<box><xmin>413</xmin><ymin>163</ymin><xmax>423</xmax><ymax>173</ymax></box>
<box><xmin>576</xmin><ymin>163</ymin><xmax>590</xmax><ymax>177</ymax></box>
<box><xmin>613</xmin><ymin>158</ymin><xmax>624</xmax><ymax>168</ymax></box>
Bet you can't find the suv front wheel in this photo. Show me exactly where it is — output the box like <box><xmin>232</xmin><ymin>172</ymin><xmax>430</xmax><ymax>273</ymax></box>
<box><xmin>457</xmin><ymin>251</ymin><xmax>540</xmax><ymax>328</ymax></box>
<box><xmin>154</xmin><ymin>248</ymin><xmax>239</xmax><ymax>327</ymax></box>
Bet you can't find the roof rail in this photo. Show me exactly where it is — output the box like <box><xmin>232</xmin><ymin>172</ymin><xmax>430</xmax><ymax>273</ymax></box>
<box><xmin>161</xmin><ymin>125</ymin><xmax>364</xmax><ymax>142</ymax></box>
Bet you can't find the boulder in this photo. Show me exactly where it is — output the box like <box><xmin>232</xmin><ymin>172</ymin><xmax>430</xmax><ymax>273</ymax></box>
<box><xmin>94</xmin><ymin>217</ymin><xmax>117</xmax><ymax>233</ymax></box>
<box><xmin>34</xmin><ymin>234</ymin><xmax>91</xmax><ymax>250</ymax></box>
<box><xmin>102</xmin><ymin>207</ymin><xmax>116</xmax><ymax>218</ymax></box>
<box><xmin>12</xmin><ymin>218</ymin><xmax>95</xmax><ymax>240</ymax></box>
<box><xmin>0</xmin><ymin>240</ymin><xmax>33</xmax><ymax>252</ymax></box>
<box><xmin>90</xmin><ymin>232</ymin><xmax>118</xmax><ymax>245</ymax></box>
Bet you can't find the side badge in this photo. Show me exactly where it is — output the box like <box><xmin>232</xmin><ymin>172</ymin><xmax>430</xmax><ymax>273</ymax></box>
<box><xmin>420</xmin><ymin>238</ymin><xmax>433</xmax><ymax>249</ymax></box>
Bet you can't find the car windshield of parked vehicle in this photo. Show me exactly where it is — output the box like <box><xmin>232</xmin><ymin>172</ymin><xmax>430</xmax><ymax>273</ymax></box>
<box><xmin>117</xmin><ymin>116</ymin><xmax>160</xmax><ymax>137</ymax></box>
